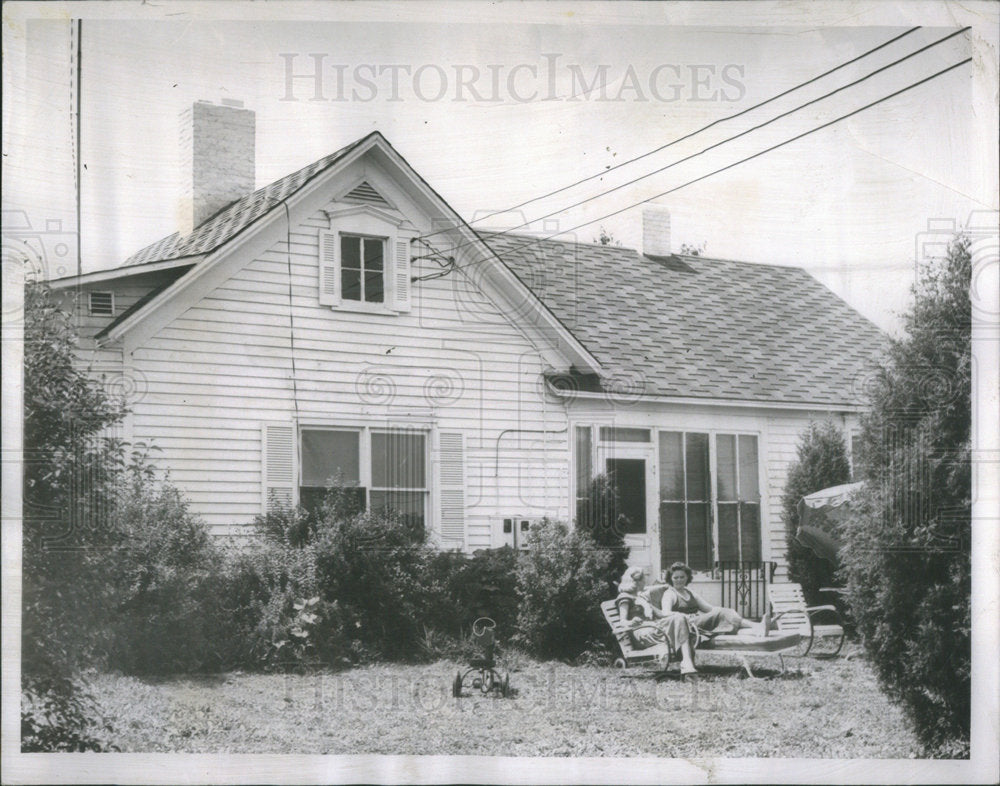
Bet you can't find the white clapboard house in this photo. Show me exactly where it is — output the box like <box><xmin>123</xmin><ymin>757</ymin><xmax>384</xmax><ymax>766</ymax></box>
<box><xmin>49</xmin><ymin>100</ymin><xmax>884</xmax><ymax>608</ymax></box>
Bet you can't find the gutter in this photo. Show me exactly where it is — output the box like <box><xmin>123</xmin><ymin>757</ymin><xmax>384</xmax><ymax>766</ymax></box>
<box><xmin>546</xmin><ymin>384</ymin><xmax>867</xmax><ymax>413</ymax></box>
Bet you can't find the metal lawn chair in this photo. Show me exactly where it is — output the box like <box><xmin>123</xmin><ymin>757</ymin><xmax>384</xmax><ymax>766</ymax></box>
<box><xmin>768</xmin><ymin>582</ymin><xmax>846</xmax><ymax>657</ymax></box>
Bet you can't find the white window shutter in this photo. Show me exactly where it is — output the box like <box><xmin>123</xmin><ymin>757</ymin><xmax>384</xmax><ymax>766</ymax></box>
<box><xmin>319</xmin><ymin>231</ymin><xmax>339</xmax><ymax>305</ymax></box>
<box><xmin>262</xmin><ymin>422</ymin><xmax>296</xmax><ymax>512</ymax></box>
<box><xmin>438</xmin><ymin>431</ymin><xmax>465</xmax><ymax>547</ymax></box>
<box><xmin>393</xmin><ymin>238</ymin><xmax>412</xmax><ymax>312</ymax></box>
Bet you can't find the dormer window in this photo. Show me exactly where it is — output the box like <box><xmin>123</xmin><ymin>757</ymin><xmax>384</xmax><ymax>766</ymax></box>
<box><xmin>341</xmin><ymin>235</ymin><xmax>385</xmax><ymax>303</ymax></box>
<box><xmin>88</xmin><ymin>291</ymin><xmax>114</xmax><ymax>316</ymax></box>
<box><xmin>319</xmin><ymin>202</ymin><xmax>415</xmax><ymax>314</ymax></box>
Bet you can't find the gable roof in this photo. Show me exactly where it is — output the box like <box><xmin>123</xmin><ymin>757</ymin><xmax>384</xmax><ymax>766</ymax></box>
<box><xmin>91</xmin><ymin>131</ymin><xmax>883</xmax><ymax>408</ymax></box>
<box><xmin>483</xmin><ymin>233</ymin><xmax>885</xmax><ymax>408</ymax></box>
<box><xmin>122</xmin><ymin>134</ymin><xmax>375</xmax><ymax>267</ymax></box>
<box><xmin>91</xmin><ymin>132</ymin><xmax>601</xmax><ymax>374</ymax></box>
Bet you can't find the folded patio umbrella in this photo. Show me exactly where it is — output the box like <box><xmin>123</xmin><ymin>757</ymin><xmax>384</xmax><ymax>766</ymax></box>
<box><xmin>794</xmin><ymin>523</ymin><xmax>842</xmax><ymax>565</ymax></box>
<box><xmin>795</xmin><ymin>481</ymin><xmax>864</xmax><ymax>566</ymax></box>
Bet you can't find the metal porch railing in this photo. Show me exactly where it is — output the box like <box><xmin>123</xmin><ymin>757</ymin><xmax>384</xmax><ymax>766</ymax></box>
<box><xmin>715</xmin><ymin>560</ymin><xmax>776</xmax><ymax>620</ymax></box>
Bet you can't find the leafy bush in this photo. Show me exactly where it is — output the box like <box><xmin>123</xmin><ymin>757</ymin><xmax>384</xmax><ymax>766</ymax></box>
<box><xmin>22</xmin><ymin>282</ymin><xmax>129</xmax><ymax>748</ymax></box>
<box><xmin>312</xmin><ymin>498</ymin><xmax>435</xmax><ymax>660</ymax></box>
<box><xmin>218</xmin><ymin>511</ymin><xmax>351</xmax><ymax>670</ymax></box>
<box><xmin>780</xmin><ymin>421</ymin><xmax>851</xmax><ymax>605</ymax></box>
<box><xmin>103</xmin><ymin>456</ymin><xmax>227</xmax><ymax>674</ymax></box>
<box><xmin>574</xmin><ymin>475</ymin><xmax>630</xmax><ymax>596</ymax></box>
<box><xmin>424</xmin><ymin>546</ymin><xmax>520</xmax><ymax>642</ymax></box>
<box><xmin>514</xmin><ymin>519</ymin><xmax>617</xmax><ymax>659</ymax></box>
<box><xmin>841</xmin><ymin>235</ymin><xmax>971</xmax><ymax>756</ymax></box>
<box><xmin>252</xmin><ymin>501</ymin><xmax>315</xmax><ymax>548</ymax></box>
<box><xmin>21</xmin><ymin>671</ymin><xmax>117</xmax><ymax>752</ymax></box>
<box><xmin>232</xmin><ymin>492</ymin><xmax>436</xmax><ymax>664</ymax></box>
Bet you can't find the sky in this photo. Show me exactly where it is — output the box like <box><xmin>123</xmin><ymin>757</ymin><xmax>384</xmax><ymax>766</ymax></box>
<box><xmin>3</xmin><ymin>1</ymin><xmax>999</xmax><ymax>337</ymax></box>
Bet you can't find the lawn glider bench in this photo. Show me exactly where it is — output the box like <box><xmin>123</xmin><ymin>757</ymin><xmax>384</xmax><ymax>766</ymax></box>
<box><xmin>767</xmin><ymin>582</ymin><xmax>846</xmax><ymax>658</ymax></box>
<box><xmin>600</xmin><ymin>599</ymin><xmax>802</xmax><ymax>678</ymax></box>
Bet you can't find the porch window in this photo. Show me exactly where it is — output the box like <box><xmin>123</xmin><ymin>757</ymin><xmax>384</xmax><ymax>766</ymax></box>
<box><xmin>658</xmin><ymin>431</ymin><xmax>761</xmax><ymax>571</ymax></box>
<box><xmin>299</xmin><ymin>427</ymin><xmax>426</xmax><ymax>529</ymax></box>
<box><xmin>598</xmin><ymin>427</ymin><xmax>651</xmax><ymax>443</ymax></box>
<box><xmin>659</xmin><ymin>432</ymin><xmax>712</xmax><ymax>569</ymax></box>
<box><xmin>715</xmin><ymin>434</ymin><xmax>761</xmax><ymax>562</ymax></box>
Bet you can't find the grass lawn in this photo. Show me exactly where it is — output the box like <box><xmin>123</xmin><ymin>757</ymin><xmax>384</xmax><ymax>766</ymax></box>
<box><xmin>89</xmin><ymin>643</ymin><xmax>921</xmax><ymax>758</ymax></box>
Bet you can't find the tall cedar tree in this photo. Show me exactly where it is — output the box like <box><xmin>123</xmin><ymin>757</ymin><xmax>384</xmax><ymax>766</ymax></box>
<box><xmin>781</xmin><ymin>422</ymin><xmax>851</xmax><ymax>605</ymax></box>
<box><xmin>841</xmin><ymin>236</ymin><xmax>971</xmax><ymax>756</ymax></box>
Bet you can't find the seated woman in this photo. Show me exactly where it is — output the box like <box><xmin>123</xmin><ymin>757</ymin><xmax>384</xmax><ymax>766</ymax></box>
<box><xmin>616</xmin><ymin>566</ymin><xmax>698</xmax><ymax>675</ymax></box>
<box><xmin>645</xmin><ymin>562</ymin><xmax>768</xmax><ymax>637</ymax></box>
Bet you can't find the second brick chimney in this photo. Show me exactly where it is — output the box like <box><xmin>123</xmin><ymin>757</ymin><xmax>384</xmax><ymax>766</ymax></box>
<box><xmin>178</xmin><ymin>99</ymin><xmax>255</xmax><ymax>235</ymax></box>
<box><xmin>642</xmin><ymin>204</ymin><xmax>671</xmax><ymax>258</ymax></box>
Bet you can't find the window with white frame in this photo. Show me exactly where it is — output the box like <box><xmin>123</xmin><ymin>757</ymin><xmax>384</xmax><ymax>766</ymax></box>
<box><xmin>658</xmin><ymin>431</ymin><xmax>761</xmax><ymax>571</ymax></box>
<box><xmin>340</xmin><ymin>235</ymin><xmax>385</xmax><ymax>303</ymax></box>
<box><xmin>298</xmin><ymin>427</ymin><xmax>427</xmax><ymax>529</ymax></box>
<box><xmin>572</xmin><ymin>424</ymin><xmax>762</xmax><ymax>572</ymax></box>
<box><xmin>319</xmin><ymin>204</ymin><xmax>413</xmax><ymax>312</ymax></box>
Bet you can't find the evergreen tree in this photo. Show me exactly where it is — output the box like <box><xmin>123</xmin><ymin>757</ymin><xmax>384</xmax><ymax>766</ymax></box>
<box><xmin>781</xmin><ymin>421</ymin><xmax>851</xmax><ymax>605</ymax></box>
<box><xmin>840</xmin><ymin>236</ymin><xmax>971</xmax><ymax>756</ymax></box>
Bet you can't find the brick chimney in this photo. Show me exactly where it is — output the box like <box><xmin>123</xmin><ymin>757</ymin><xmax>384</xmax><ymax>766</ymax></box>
<box><xmin>178</xmin><ymin>99</ymin><xmax>255</xmax><ymax>235</ymax></box>
<box><xmin>642</xmin><ymin>204</ymin><xmax>671</xmax><ymax>258</ymax></box>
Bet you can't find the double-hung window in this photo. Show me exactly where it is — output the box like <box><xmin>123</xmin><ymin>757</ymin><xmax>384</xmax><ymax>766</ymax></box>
<box><xmin>319</xmin><ymin>204</ymin><xmax>413</xmax><ymax>312</ymax></box>
<box><xmin>299</xmin><ymin>427</ymin><xmax>428</xmax><ymax>529</ymax></box>
<box><xmin>340</xmin><ymin>235</ymin><xmax>385</xmax><ymax>304</ymax></box>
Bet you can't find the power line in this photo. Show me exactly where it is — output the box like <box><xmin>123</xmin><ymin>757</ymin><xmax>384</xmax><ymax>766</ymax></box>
<box><xmin>442</xmin><ymin>58</ymin><xmax>972</xmax><ymax>277</ymax></box>
<box><xmin>439</xmin><ymin>26</ymin><xmax>970</xmax><ymax>251</ymax></box>
<box><xmin>416</xmin><ymin>26</ymin><xmax>922</xmax><ymax>243</ymax></box>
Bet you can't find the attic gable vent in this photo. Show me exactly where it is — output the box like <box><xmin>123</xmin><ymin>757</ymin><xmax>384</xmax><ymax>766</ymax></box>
<box><xmin>88</xmin><ymin>291</ymin><xmax>114</xmax><ymax>316</ymax></box>
<box><xmin>343</xmin><ymin>181</ymin><xmax>391</xmax><ymax>208</ymax></box>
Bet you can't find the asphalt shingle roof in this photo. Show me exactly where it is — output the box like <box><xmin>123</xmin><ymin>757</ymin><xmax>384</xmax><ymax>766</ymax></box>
<box><xmin>114</xmin><ymin>132</ymin><xmax>885</xmax><ymax>407</ymax></box>
<box><xmin>483</xmin><ymin>233</ymin><xmax>885</xmax><ymax>407</ymax></box>
<box><xmin>122</xmin><ymin>134</ymin><xmax>374</xmax><ymax>267</ymax></box>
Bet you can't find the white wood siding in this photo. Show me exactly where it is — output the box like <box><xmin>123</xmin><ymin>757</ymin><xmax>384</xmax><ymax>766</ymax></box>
<box><xmin>125</xmin><ymin>190</ymin><xmax>571</xmax><ymax>540</ymax></box>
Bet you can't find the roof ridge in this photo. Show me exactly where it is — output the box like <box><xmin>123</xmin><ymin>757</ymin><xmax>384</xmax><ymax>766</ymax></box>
<box><xmin>483</xmin><ymin>230</ymin><xmax>819</xmax><ymax>274</ymax></box>
<box><xmin>120</xmin><ymin>131</ymin><xmax>382</xmax><ymax>268</ymax></box>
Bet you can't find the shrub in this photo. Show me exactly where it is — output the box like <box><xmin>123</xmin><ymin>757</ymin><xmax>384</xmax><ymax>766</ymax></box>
<box><xmin>22</xmin><ymin>281</ymin><xmax>129</xmax><ymax>748</ymax></box>
<box><xmin>514</xmin><ymin>519</ymin><xmax>617</xmax><ymax>659</ymax></box>
<box><xmin>253</xmin><ymin>501</ymin><xmax>315</xmax><ymax>548</ymax></box>
<box><xmin>21</xmin><ymin>671</ymin><xmax>117</xmax><ymax>752</ymax></box>
<box><xmin>424</xmin><ymin>546</ymin><xmax>520</xmax><ymax>642</ymax></box>
<box><xmin>219</xmin><ymin>510</ymin><xmax>349</xmax><ymax>670</ymax></box>
<box><xmin>780</xmin><ymin>421</ymin><xmax>851</xmax><ymax>605</ymax></box>
<box><xmin>574</xmin><ymin>475</ymin><xmax>630</xmax><ymax>596</ymax></box>
<box><xmin>310</xmin><ymin>493</ymin><xmax>435</xmax><ymax>661</ymax></box>
<box><xmin>103</xmin><ymin>457</ymin><xmax>226</xmax><ymax>674</ymax></box>
<box><xmin>841</xmin><ymin>235</ymin><xmax>971</xmax><ymax>756</ymax></box>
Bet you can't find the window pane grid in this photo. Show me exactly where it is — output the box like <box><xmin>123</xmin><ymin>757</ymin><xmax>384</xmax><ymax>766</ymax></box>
<box><xmin>659</xmin><ymin>431</ymin><xmax>713</xmax><ymax>571</ymax></box>
<box><xmin>659</xmin><ymin>430</ymin><xmax>759</xmax><ymax>571</ymax></box>
<box><xmin>341</xmin><ymin>235</ymin><xmax>385</xmax><ymax>303</ymax></box>
<box><xmin>714</xmin><ymin>433</ymin><xmax>760</xmax><ymax>564</ymax></box>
